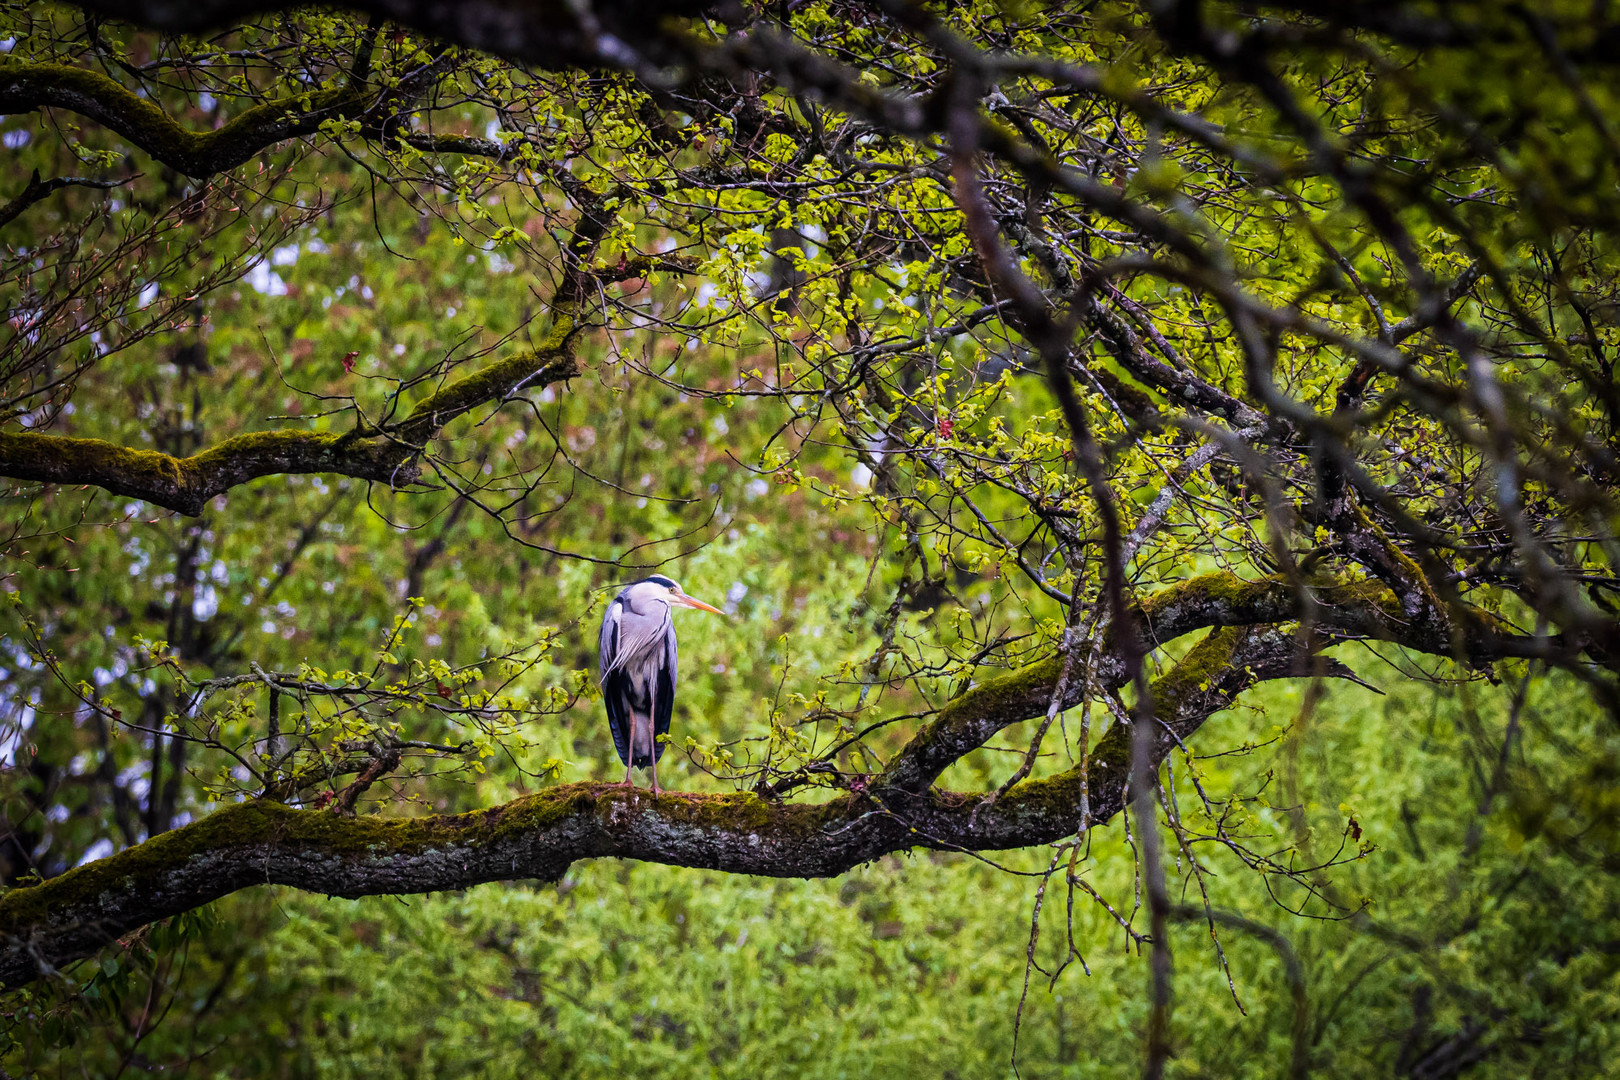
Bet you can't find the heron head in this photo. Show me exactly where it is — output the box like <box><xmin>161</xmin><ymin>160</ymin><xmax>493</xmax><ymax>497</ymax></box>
<box><xmin>644</xmin><ymin>574</ymin><xmax>723</xmax><ymax>615</ymax></box>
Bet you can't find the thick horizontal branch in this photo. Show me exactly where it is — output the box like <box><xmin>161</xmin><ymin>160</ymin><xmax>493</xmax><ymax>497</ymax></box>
<box><xmin>0</xmin><ymin>317</ymin><xmax>580</xmax><ymax>515</ymax></box>
<box><xmin>0</xmin><ymin>621</ymin><xmax>1306</xmax><ymax>990</ymax></box>
<box><xmin>0</xmin><ymin>576</ymin><xmax>1574</xmax><ymax>991</ymax></box>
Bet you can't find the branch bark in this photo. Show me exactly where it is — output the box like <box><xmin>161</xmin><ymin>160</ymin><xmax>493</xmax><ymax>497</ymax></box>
<box><xmin>0</xmin><ymin>626</ymin><xmax>1266</xmax><ymax>989</ymax></box>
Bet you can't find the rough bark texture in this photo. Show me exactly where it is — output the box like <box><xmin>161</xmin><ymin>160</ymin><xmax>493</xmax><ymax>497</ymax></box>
<box><xmin>0</xmin><ymin>629</ymin><xmax>1252</xmax><ymax>988</ymax></box>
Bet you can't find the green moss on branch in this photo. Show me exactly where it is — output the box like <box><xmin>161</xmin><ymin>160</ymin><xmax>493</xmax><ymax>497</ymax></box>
<box><xmin>0</xmin><ymin>593</ymin><xmax>1564</xmax><ymax>992</ymax></box>
<box><xmin>0</xmin><ymin>781</ymin><xmax>850</xmax><ymax>989</ymax></box>
<box><xmin>0</xmin><ymin>58</ymin><xmax>366</xmax><ymax>177</ymax></box>
<box><xmin>0</xmin><ymin>333</ymin><xmax>579</xmax><ymax>515</ymax></box>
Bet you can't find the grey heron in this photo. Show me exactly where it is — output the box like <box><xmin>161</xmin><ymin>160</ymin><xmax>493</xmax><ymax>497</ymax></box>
<box><xmin>598</xmin><ymin>574</ymin><xmax>722</xmax><ymax>791</ymax></box>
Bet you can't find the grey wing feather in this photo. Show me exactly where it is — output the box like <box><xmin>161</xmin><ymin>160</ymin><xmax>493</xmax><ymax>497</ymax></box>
<box><xmin>598</xmin><ymin>600</ymin><xmax>620</xmax><ymax>682</ymax></box>
<box><xmin>665</xmin><ymin>625</ymin><xmax>678</xmax><ymax>698</ymax></box>
<box><xmin>609</xmin><ymin>601</ymin><xmax>671</xmax><ymax>673</ymax></box>
<box><xmin>652</xmin><ymin>625</ymin><xmax>677</xmax><ymax>759</ymax></box>
<box><xmin>599</xmin><ymin>600</ymin><xmax>633</xmax><ymax>764</ymax></box>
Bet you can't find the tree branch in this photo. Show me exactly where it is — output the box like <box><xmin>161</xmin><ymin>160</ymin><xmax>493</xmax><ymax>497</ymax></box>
<box><xmin>0</xmin><ymin>317</ymin><xmax>581</xmax><ymax>515</ymax></box>
<box><xmin>875</xmin><ymin>568</ymin><xmax>1571</xmax><ymax>797</ymax></box>
<box><xmin>0</xmin><ymin>168</ymin><xmax>127</xmax><ymax>229</ymax></box>
<box><xmin>0</xmin><ymin>577</ymin><xmax>1576</xmax><ymax>989</ymax></box>
<box><xmin>0</xmin><ymin>628</ymin><xmax>1261</xmax><ymax>988</ymax></box>
<box><xmin>0</xmin><ymin>58</ymin><xmax>373</xmax><ymax>178</ymax></box>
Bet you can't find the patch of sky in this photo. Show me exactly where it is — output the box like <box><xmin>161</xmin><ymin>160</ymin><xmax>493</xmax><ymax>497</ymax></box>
<box><xmin>75</xmin><ymin>839</ymin><xmax>114</xmax><ymax>866</ymax></box>
<box><xmin>193</xmin><ymin>582</ymin><xmax>219</xmax><ymax>621</ymax></box>
<box><xmin>245</xmin><ymin>260</ymin><xmax>289</xmax><ymax>296</ymax></box>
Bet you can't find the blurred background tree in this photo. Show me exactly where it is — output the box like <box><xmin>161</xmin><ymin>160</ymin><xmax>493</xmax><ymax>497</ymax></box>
<box><xmin>2</xmin><ymin>1</ymin><xmax>1619</xmax><ymax>1076</ymax></box>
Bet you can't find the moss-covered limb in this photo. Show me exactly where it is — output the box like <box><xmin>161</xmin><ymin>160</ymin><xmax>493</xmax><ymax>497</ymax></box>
<box><xmin>0</xmin><ymin>624</ymin><xmax>1285</xmax><ymax>991</ymax></box>
<box><xmin>1082</xmin><ymin>625</ymin><xmax>1341</xmax><ymax>779</ymax></box>
<box><xmin>0</xmin><ymin>176</ymin><xmax>588</xmax><ymax>515</ymax></box>
<box><xmin>976</xmin><ymin>625</ymin><xmax>1339</xmax><ymax>843</ymax></box>
<box><xmin>0</xmin><ymin>429</ymin><xmax>385</xmax><ymax>516</ymax></box>
<box><xmin>0</xmin><ymin>646</ymin><xmax>1277</xmax><ymax>995</ymax></box>
<box><xmin>877</xmin><ymin>657</ymin><xmax>1065</xmax><ymax>794</ymax></box>
<box><xmin>0</xmin><ymin>780</ymin><xmax>899</xmax><ymax>990</ymax></box>
<box><xmin>876</xmin><ymin>572</ymin><xmax>1552</xmax><ymax>797</ymax></box>
<box><xmin>0</xmin><ymin>59</ymin><xmax>374</xmax><ymax>178</ymax></box>
<box><xmin>886</xmin><ymin>628</ymin><xmax>1280</xmax><ymax>834</ymax></box>
<box><xmin>1133</xmin><ymin>569</ymin><xmax>1574</xmax><ymax>668</ymax></box>
<box><xmin>386</xmin><ymin>319</ymin><xmax>579</xmax><ymax>447</ymax></box>
<box><xmin>0</xmin><ymin>341</ymin><xmax>579</xmax><ymax>515</ymax></box>
<box><xmin>0</xmin><ymin>589</ymin><xmax>1574</xmax><ymax>989</ymax></box>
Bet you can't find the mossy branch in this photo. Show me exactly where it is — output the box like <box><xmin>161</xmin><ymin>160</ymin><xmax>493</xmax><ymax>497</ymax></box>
<box><xmin>0</xmin><ymin>326</ymin><xmax>580</xmax><ymax>515</ymax></box>
<box><xmin>0</xmin><ymin>58</ymin><xmax>372</xmax><ymax>178</ymax></box>
<box><xmin>0</xmin><ymin>700</ymin><xmax>1160</xmax><ymax>990</ymax></box>
<box><xmin>875</xmin><ymin>570</ymin><xmax>1558</xmax><ymax>796</ymax></box>
<box><xmin>0</xmin><ymin>579</ymin><xmax>1575</xmax><ymax>990</ymax></box>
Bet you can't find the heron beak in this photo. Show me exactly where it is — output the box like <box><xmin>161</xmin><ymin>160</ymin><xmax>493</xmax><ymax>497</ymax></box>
<box><xmin>677</xmin><ymin>594</ymin><xmax>724</xmax><ymax>615</ymax></box>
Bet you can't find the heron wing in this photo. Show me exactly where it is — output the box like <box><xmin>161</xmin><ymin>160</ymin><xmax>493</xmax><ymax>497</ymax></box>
<box><xmin>608</xmin><ymin>595</ymin><xmax>671</xmax><ymax>674</ymax></box>
<box><xmin>653</xmin><ymin>621</ymin><xmax>676</xmax><ymax>761</ymax></box>
<box><xmin>598</xmin><ymin>599</ymin><xmax>621</xmax><ymax>678</ymax></box>
<box><xmin>599</xmin><ymin>601</ymin><xmax>632</xmax><ymax>765</ymax></box>
<box><xmin>614</xmin><ymin>598</ymin><xmax>673</xmax><ymax>766</ymax></box>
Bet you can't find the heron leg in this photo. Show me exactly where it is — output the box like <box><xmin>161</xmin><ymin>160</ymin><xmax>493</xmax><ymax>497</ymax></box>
<box><xmin>644</xmin><ymin>688</ymin><xmax>660</xmax><ymax>795</ymax></box>
<box><xmin>622</xmin><ymin>761</ymin><xmax>635</xmax><ymax>787</ymax></box>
